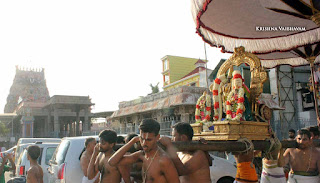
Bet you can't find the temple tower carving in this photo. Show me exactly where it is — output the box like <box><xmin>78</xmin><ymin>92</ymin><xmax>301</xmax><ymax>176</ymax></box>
<box><xmin>4</xmin><ymin>66</ymin><xmax>50</xmax><ymax>113</ymax></box>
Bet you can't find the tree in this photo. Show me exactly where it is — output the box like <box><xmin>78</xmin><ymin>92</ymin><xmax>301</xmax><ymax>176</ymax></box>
<box><xmin>0</xmin><ymin>122</ymin><xmax>9</xmax><ymax>137</ymax></box>
<box><xmin>150</xmin><ymin>82</ymin><xmax>160</xmax><ymax>94</ymax></box>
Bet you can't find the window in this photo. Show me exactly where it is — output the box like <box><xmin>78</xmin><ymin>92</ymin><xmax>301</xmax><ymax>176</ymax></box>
<box><xmin>45</xmin><ymin>147</ymin><xmax>57</xmax><ymax>165</ymax></box>
<box><xmin>165</xmin><ymin>75</ymin><xmax>169</xmax><ymax>83</ymax></box>
<box><xmin>52</xmin><ymin>140</ymin><xmax>70</xmax><ymax>165</ymax></box>
<box><xmin>163</xmin><ymin>59</ymin><xmax>168</xmax><ymax>71</ymax></box>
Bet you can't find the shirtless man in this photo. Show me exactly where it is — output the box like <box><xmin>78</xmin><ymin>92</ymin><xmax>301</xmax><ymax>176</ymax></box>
<box><xmin>260</xmin><ymin>135</ymin><xmax>286</xmax><ymax>183</ymax></box>
<box><xmin>87</xmin><ymin>129</ymin><xmax>128</xmax><ymax>183</ymax></box>
<box><xmin>159</xmin><ymin>122</ymin><xmax>211</xmax><ymax>183</ymax></box>
<box><xmin>26</xmin><ymin>145</ymin><xmax>43</xmax><ymax>183</ymax></box>
<box><xmin>283</xmin><ymin>129</ymin><xmax>320</xmax><ymax>183</ymax></box>
<box><xmin>108</xmin><ymin>118</ymin><xmax>180</xmax><ymax>183</ymax></box>
<box><xmin>308</xmin><ymin>126</ymin><xmax>319</xmax><ymax>140</ymax></box>
<box><xmin>81</xmin><ymin>137</ymin><xmax>99</xmax><ymax>183</ymax></box>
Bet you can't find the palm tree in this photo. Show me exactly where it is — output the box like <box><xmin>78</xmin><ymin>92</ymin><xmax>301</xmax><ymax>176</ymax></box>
<box><xmin>149</xmin><ymin>82</ymin><xmax>160</xmax><ymax>94</ymax></box>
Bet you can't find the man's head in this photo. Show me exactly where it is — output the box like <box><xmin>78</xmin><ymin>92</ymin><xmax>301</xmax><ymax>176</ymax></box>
<box><xmin>85</xmin><ymin>137</ymin><xmax>96</xmax><ymax>153</ymax></box>
<box><xmin>117</xmin><ymin>136</ymin><xmax>125</xmax><ymax>144</ymax></box>
<box><xmin>139</xmin><ymin>118</ymin><xmax>160</xmax><ymax>152</ymax></box>
<box><xmin>288</xmin><ymin>129</ymin><xmax>296</xmax><ymax>139</ymax></box>
<box><xmin>296</xmin><ymin>129</ymin><xmax>312</xmax><ymax>149</ymax></box>
<box><xmin>27</xmin><ymin>145</ymin><xmax>41</xmax><ymax>161</ymax></box>
<box><xmin>98</xmin><ymin>129</ymin><xmax>117</xmax><ymax>152</ymax></box>
<box><xmin>172</xmin><ymin>122</ymin><xmax>193</xmax><ymax>142</ymax></box>
<box><xmin>125</xmin><ymin>133</ymin><xmax>138</xmax><ymax>144</ymax></box>
<box><xmin>308</xmin><ymin>126</ymin><xmax>319</xmax><ymax>140</ymax></box>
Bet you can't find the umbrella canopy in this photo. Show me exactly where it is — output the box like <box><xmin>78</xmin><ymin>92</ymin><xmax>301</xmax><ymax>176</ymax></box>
<box><xmin>191</xmin><ymin>0</ymin><xmax>320</xmax><ymax>125</ymax></box>
<box><xmin>259</xmin><ymin>42</ymin><xmax>320</xmax><ymax>68</ymax></box>
<box><xmin>192</xmin><ymin>0</ymin><xmax>320</xmax><ymax>54</ymax></box>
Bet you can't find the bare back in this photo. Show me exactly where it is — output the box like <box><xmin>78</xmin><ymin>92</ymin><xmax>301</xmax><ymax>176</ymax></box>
<box><xmin>80</xmin><ymin>151</ymin><xmax>90</xmax><ymax>176</ymax></box>
<box><xmin>285</xmin><ymin>147</ymin><xmax>320</xmax><ymax>173</ymax></box>
<box><xmin>81</xmin><ymin>151</ymin><xmax>100</xmax><ymax>183</ymax></box>
<box><xmin>26</xmin><ymin>164</ymin><xmax>43</xmax><ymax>183</ymax></box>
<box><xmin>97</xmin><ymin>152</ymin><xmax>121</xmax><ymax>183</ymax></box>
<box><xmin>178</xmin><ymin>151</ymin><xmax>211</xmax><ymax>183</ymax></box>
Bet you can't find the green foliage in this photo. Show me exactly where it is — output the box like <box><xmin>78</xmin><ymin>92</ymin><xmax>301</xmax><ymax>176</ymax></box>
<box><xmin>0</xmin><ymin>122</ymin><xmax>9</xmax><ymax>136</ymax></box>
<box><xmin>150</xmin><ymin>82</ymin><xmax>160</xmax><ymax>94</ymax></box>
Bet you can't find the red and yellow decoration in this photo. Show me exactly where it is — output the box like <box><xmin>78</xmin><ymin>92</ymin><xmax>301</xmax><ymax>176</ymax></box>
<box><xmin>226</xmin><ymin>70</ymin><xmax>245</xmax><ymax>121</ymax></box>
<box><xmin>195</xmin><ymin>91</ymin><xmax>211</xmax><ymax>123</ymax></box>
<box><xmin>211</xmin><ymin>75</ymin><xmax>227</xmax><ymax>121</ymax></box>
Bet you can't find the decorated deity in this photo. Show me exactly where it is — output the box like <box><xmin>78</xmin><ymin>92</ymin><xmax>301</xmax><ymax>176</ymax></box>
<box><xmin>195</xmin><ymin>91</ymin><xmax>213</xmax><ymax>131</ymax></box>
<box><xmin>225</xmin><ymin>70</ymin><xmax>246</xmax><ymax>121</ymax></box>
<box><xmin>195</xmin><ymin>91</ymin><xmax>211</xmax><ymax>122</ymax></box>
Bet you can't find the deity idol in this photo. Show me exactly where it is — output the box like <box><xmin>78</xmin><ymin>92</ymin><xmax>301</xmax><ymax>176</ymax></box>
<box><xmin>225</xmin><ymin>70</ymin><xmax>246</xmax><ymax>121</ymax></box>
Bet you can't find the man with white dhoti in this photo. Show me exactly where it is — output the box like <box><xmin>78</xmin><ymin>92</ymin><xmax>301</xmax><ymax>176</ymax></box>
<box><xmin>80</xmin><ymin>137</ymin><xmax>100</xmax><ymax>183</ymax></box>
<box><xmin>283</xmin><ymin>129</ymin><xmax>320</xmax><ymax>183</ymax></box>
<box><xmin>260</xmin><ymin>136</ymin><xmax>286</xmax><ymax>183</ymax></box>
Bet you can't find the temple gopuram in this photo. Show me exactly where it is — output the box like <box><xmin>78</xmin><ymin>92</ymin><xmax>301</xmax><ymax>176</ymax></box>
<box><xmin>1</xmin><ymin>66</ymin><xmax>94</xmax><ymax>143</ymax></box>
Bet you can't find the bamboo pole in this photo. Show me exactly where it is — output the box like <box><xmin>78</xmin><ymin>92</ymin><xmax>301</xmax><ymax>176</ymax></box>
<box><xmin>309</xmin><ymin>58</ymin><xmax>320</xmax><ymax>126</ymax></box>
<box><xmin>114</xmin><ymin>139</ymin><xmax>320</xmax><ymax>152</ymax></box>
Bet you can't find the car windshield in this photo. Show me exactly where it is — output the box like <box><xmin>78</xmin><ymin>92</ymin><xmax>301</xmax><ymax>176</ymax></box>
<box><xmin>51</xmin><ymin>140</ymin><xmax>70</xmax><ymax>165</ymax></box>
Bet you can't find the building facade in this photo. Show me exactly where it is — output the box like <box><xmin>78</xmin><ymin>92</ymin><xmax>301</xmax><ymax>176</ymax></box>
<box><xmin>162</xmin><ymin>55</ymin><xmax>211</xmax><ymax>90</ymax></box>
<box><xmin>110</xmin><ymin>86</ymin><xmax>207</xmax><ymax>136</ymax></box>
<box><xmin>1</xmin><ymin>66</ymin><xmax>94</xmax><ymax>142</ymax></box>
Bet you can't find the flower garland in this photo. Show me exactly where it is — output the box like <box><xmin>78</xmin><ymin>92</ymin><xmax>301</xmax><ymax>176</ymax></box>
<box><xmin>226</xmin><ymin>72</ymin><xmax>245</xmax><ymax>121</ymax></box>
<box><xmin>211</xmin><ymin>75</ymin><xmax>227</xmax><ymax>121</ymax></box>
<box><xmin>195</xmin><ymin>92</ymin><xmax>211</xmax><ymax>123</ymax></box>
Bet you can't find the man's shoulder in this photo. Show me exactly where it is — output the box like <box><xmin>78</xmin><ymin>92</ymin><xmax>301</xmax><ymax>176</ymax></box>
<box><xmin>158</xmin><ymin>152</ymin><xmax>171</xmax><ymax>164</ymax></box>
<box><xmin>81</xmin><ymin>151</ymin><xmax>90</xmax><ymax>160</ymax></box>
<box><xmin>193</xmin><ymin>150</ymin><xmax>207</xmax><ymax>156</ymax></box>
<box><xmin>27</xmin><ymin>166</ymin><xmax>37</xmax><ymax>174</ymax></box>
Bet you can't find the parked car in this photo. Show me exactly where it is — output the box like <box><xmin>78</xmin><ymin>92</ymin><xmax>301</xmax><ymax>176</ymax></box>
<box><xmin>48</xmin><ymin>136</ymin><xmax>99</xmax><ymax>183</ymax></box>
<box><xmin>15</xmin><ymin>142</ymin><xmax>59</xmax><ymax>183</ymax></box>
<box><xmin>15</xmin><ymin>138</ymin><xmax>61</xmax><ymax>165</ymax></box>
<box><xmin>210</xmin><ymin>154</ymin><xmax>237</xmax><ymax>183</ymax></box>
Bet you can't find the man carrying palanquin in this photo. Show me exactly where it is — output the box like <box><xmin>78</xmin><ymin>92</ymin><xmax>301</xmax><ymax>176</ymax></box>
<box><xmin>108</xmin><ymin>118</ymin><xmax>180</xmax><ymax>183</ymax></box>
<box><xmin>283</xmin><ymin>129</ymin><xmax>320</xmax><ymax>183</ymax></box>
<box><xmin>159</xmin><ymin>122</ymin><xmax>211</xmax><ymax>183</ymax></box>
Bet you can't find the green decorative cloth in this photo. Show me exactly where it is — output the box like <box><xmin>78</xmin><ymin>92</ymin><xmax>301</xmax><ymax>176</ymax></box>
<box><xmin>0</xmin><ymin>165</ymin><xmax>10</xmax><ymax>183</ymax></box>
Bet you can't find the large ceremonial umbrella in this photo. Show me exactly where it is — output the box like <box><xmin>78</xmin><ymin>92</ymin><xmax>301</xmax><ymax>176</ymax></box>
<box><xmin>191</xmin><ymin>0</ymin><xmax>320</xmax><ymax>124</ymax></box>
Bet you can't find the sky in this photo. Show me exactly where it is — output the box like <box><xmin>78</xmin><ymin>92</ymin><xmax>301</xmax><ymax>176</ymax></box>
<box><xmin>0</xmin><ymin>0</ymin><xmax>231</xmax><ymax>113</ymax></box>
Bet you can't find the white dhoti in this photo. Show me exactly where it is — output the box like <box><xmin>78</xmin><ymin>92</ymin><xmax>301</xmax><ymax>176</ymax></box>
<box><xmin>233</xmin><ymin>181</ymin><xmax>258</xmax><ymax>183</ymax></box>
<box><xmin>260</xmin><ymin>160</ymin><xmax>286</xmax><ymax>183</ymax></box>
<box><xmin>288</xmin><ymin>172</ymin><xmax>320</xmax><ymax>183</ymax></box>
<box><xmin>82</xmin><ymin>173</ymin><xmax>100</xmax><ymax>183</ymax></box>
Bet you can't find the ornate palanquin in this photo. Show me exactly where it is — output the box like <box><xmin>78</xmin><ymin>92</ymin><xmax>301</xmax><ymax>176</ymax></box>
<box><xmin>191</xmin><ymin>46</ymin><xmax>271</xmax><ymax>141</ymax></box>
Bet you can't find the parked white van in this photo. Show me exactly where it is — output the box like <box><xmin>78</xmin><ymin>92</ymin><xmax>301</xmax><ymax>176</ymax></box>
<box><xmin>210</xmin><ymin>154</ymin><xmax>236</xmax><ymax>183</ymax></box>
<box><xmin>15</xmin><ymin>142</ymin><xmax>59</xmax><ymax>183</ymax></box>
<box><xmin>48</xmin><ymin>136</ymin><xmax>98</xmax><ymax>183</ymax></box>
<box><xmin>15</xmin><ymin>138</ymin><xmax>61</xmax><ymax>164</ymax></box>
